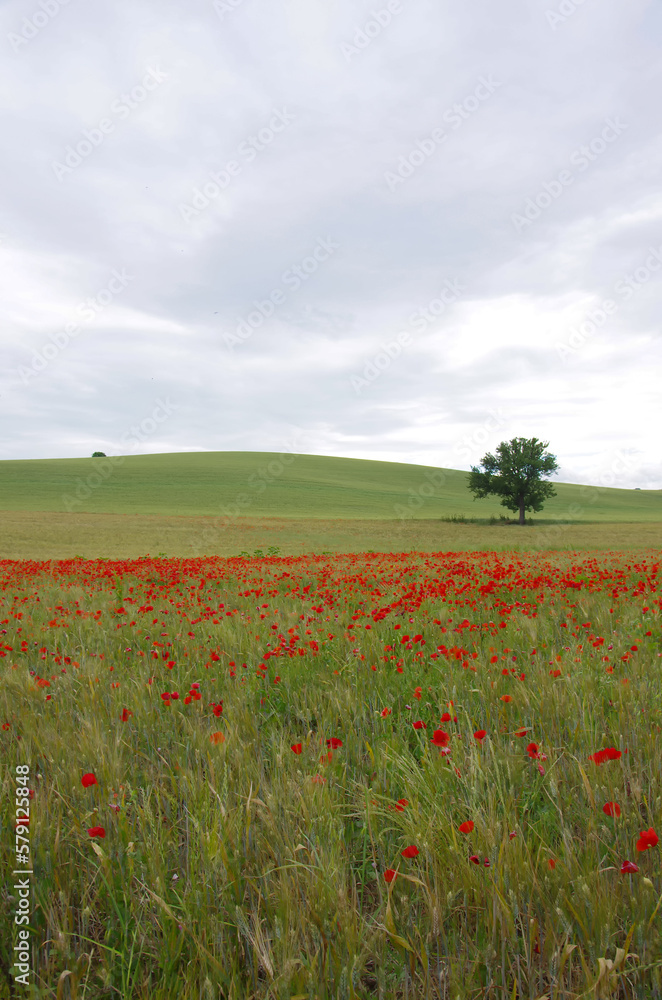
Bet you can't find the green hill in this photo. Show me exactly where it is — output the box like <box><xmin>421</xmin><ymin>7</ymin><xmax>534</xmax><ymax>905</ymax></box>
<box><xmin>0</xmin><ymin>451</ymin><xmax>658</xmax><ymax>522</ymax></box>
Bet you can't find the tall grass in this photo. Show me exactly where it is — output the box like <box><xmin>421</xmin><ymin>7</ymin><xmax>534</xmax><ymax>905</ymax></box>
<box><xmin>1</xmin><ymin>549</ymin><xmax>661</xmax><ymax>998</ymax></box>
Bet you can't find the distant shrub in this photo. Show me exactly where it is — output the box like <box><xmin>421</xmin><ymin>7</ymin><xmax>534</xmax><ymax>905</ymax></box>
<box><xmin>92</xmin><ymin>451</ymin><xmax>106</xmax><ymax>458</ymax></box>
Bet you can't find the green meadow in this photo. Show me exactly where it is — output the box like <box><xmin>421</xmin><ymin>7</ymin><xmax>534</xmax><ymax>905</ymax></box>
<box><xmin>0</xmin><ymin>452</ymin><xmax>659</xmax><ymax>560</ymax></box>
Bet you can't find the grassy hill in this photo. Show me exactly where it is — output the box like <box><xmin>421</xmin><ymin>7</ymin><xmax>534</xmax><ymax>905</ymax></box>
<box><xmin>0</xmin><ymin>451</ymin><xmax>659</xmax><ymax>521</ymax></box>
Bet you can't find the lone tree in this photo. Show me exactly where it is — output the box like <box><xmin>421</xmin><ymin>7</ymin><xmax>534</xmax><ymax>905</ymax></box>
<box><xmin>467</xmin><ymin>437</ymin><xmax>559</xmax><ymax>525</ymax></box>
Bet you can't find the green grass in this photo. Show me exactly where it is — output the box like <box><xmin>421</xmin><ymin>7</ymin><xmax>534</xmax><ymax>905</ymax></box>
<box><xmin>1</xmin><ymin>550</ymin><xmax>661</xmax><ymax>998</ymax></box>
<box><xmin>1</xmin><ymin>511</ymin><xmax>662</xmax><ymax>561</ymax></box>
<box><xmin>0</xmin><ymin>451</ymin><xmax>659</xmax><ymax>521</ymax></box>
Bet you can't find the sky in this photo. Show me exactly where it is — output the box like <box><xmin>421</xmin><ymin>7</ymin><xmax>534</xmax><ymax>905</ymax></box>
<box><xmin>1</xmin><ymin>0</ymin><xmax>661</xmax><ymax>489</ymax></box>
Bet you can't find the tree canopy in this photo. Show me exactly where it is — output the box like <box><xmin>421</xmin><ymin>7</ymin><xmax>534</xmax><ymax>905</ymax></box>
<box><xmin>467</xmin><ymin>437</ymin><xmax>559</xmax><ymax>525</ymax></box>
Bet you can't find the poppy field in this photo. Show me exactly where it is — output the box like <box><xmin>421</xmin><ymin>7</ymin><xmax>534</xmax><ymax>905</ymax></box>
<box><xmin>1</xmin><ymin>548</ymin><xmax>661</xmax><ymax>999</ymax></box>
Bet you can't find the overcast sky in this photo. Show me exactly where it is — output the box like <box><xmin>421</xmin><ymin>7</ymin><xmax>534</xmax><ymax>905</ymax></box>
<box><xmin>1</xmin><ymin>0</ymin><xmax>660</xmax><ymax>488</ymax></box>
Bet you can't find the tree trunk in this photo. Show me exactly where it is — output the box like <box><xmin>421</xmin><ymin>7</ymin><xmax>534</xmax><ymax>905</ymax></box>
<box><xmin>519</xmin><ymin>498</ymin><xmax>525</xmax><ymax>525</ymax></box>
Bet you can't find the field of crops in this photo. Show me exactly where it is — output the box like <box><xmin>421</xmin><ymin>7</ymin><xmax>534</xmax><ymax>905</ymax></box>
<box><xmin>2</xmin><ymin>549</ymin><xmax>661</xmax><ymax>999</ymax></box>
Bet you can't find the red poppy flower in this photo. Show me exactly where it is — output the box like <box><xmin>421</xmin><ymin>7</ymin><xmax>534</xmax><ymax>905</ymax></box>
<box><xmin>380</xmin><ymin>707</ymin><xmax>391</xmax><ymax>717</ymax></box>
<box><xmin>87</xmin><ymin>826</ymin><xmax>105</xmax><ymax>838</ymax></box>
<box><xmin>548</xmin><ymin>859</ymin><xmax>556</xmax><ymax>869</ymax></box>
<box><xmin>500</xmin><ymin>695</ymin><xmax>512</xmax><ymax>703</ymax></box>
<box><xmin>430</xmin><ymin>729</ymin><xmax>450</xmax><ymax>746</ymax></box>
<box><xmin>326</xmin><ymin>737</ymin><xmax>343</xmax><ymax>749</ymax></box>
<box><xmin>210</xmin><ymin>731</ymin><xmax>225</xmax><ymax>744</ymax></box>
<box><xmin>469</xmin><ymin>854</ymin><xmax>480</xmax><ymax>864</ymax></box>
<box><xmin>514</xmin><ymin>728</ymin><xmax>529</xmax><ymax>737</ymax></box>
<box><xmin>384</xmin><ymin>868</ymin><xmax>397</xmax><ymax>883</ymax></box>
<box><xmin>291</xmin><ymin>743</ymin><xmax>303</xmax><ymax>754</ymax></box>
<box><xmin>473</xmin><ymin>730</ymin><xmax>486</xmax><ymax>741</ymax></box>
<box><xmin>395</xmin><ymin>798</ymin><xmax>409</xmax><ymax>811</ymax></box>
<box><xmin>527</xmin><ymin>742</ymin><xmax>539</xmax><ymax>759</ymax></box>
<box><xmin>589</xmin><ymin>747</ymin><xmax>622</xmax><ymax>764</ymax></box>
<box><xmin>412</xmin><ymin>721</ymin><xmax>427</xmax><ymax>729</ymax></box>
<box><xmin>459</xmin><ymin>820</ymin><xmax>474</xmax><ymax>834</ymax></box>
<box><xmin>620</xmin><ymin>860</ymin><xmax>639</xmax><ymax>873</ymax></box>
<box><xmin>636</xmin><ymin>828</ymin><xmax>659</xmax><ymax>852</ymax></box>
<box><xmin>483</xmin><ymin>858</ymin><xmax>490</xmax><ymax>867</ymax></box>
<box><xmin>401</xmin><ymin>845</ymin><xmax>419</xmax><ymax>858</ymax></box>
<box><xmin>81</xmin><ymin>773</ymin><xmax>97</xmax><ymax>788</ymax></box>
<box><xmin>413</xmin><ymin>687</ymin><xmax>422</xmax><ymax>700</ymax></box>
<box><xmin>603</xmin><ymin>802</ymin><xmax>621</xmax><ymax>818</ymax></box>
<box><xmin>509</xmin><ymin>830</ymin><xmax>517</xmax><ymax>840</ymax></box>
<box><xmin>120</xmin><ymin>708</ymin><xmax>133</xmax><ymax>721</ymax></box>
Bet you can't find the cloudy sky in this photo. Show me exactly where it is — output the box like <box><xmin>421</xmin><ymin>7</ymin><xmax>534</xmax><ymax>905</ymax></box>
<box><xmin>1</xmin><ymin>0</ymin><xmax>660</xmax><ymax>488</ymax></box>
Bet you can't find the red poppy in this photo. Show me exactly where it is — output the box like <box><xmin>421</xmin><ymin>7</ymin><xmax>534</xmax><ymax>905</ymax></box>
<box><xmin>509</xmin><ymin>830</ymin><xmax>517</xmax><ymax>840</ymax></box>
<box><xmin>514</xmin><ymin>728</ymin><xmax>529</xmax><ymax>737</ymax></box>
<box><xmin>120</xmin><ymin>708</ymin><xmax>133</xmax><ymax>721</ymax></box>
<box><xmin>636</xmin><ymin>828</ymin><xmax>659</xmax><ymax>852</ymax></box>
<box><xmin>395</xmin><ymin>798</ymin><xmax>409</xmax><ymax>811</ymax></box>
<box><xmin>500</xmin><ymin>695</ymin><xmax>512</xmax><ymax>703</ymax></box>
<box><xmin>527</xmin><ymin>742</ymin><xmax>539</xmax><ymax>759</ymax></box>
<box><xmin>548</xmin><ymin>859</ymin><xmax>556</xmax><ymax>869</ymax></box>
<box><xmin>87</xmin><ymin>826</ymin><xmax>105</xmax><ymax>838</ymax></box>
<box><xmin>473</xmin><ymin>730</ymin><xmax>486</xmax><ymax>741</ymax></box>
<box><xmin>412</xmin><ymin>721</ymin><xmax>427</xmax><ymax>729</ymax></box>
<box><xmin>589</xmin><ymin>747</ymin><xmax>622</xmax><ymax>764</ymax></box>
<box><xmin>401</xmin><ymin>845</ymin><xmax>419</xmax><ymax>858</ymax></box>
<box><xmin>380</xmin><ymin>707</ymin><xmax>391</xmax><ymax>717</ymax></box>
<box><xmin>483</xmin><ymin>858</ymin><xmax>490</xmax><ymax>867</ymax></box>
<box><xmin>291</xmin><ymin>743</ymin><xmax>303</xmax><ymax>754</ymax></box>
<box><xmin>326</xmin><ymin>737</ymin><xmax>343</xmax><ymax>749</ymax></box>
<box><xmin>469</xmin><ymin>854</ymin><xmax>480</xmax><ymax>864</ymax></box>
<box><xmin>603</xmin><ymin>802</ymin><xmax>621</xmax><ymax>818</ymax></box>
<box><xmin>430</xmin><ymin>729</ymin><xmax>450</xmax><ymax>746</ymax></box>
<box><xmin>81</xmin><ymin>773</ymin><xmax>97</xmax><ymax>788</ymax></box>
<box><xmin>620</xmin><ymin>860</ymin><xmax>639</xmax><ymax>873</ymax></box>
<box><xmin>210</xmin><ymin>731</ymin><xmax>225</xmax><ymax>744</ymax></box>
<box><xmin>459</xmin><ymin>820</ymin><xmax>474</xmax><ymax>834</ymax></box>
<box><xmin>384</xmin><ymin>868</ymin><xmax>397</xmax><ymax>883</ymax></box>
<box><xmin>413</xmin><ymin>687</ymin><xmax>422</xmax><ymax>700</ymax></box>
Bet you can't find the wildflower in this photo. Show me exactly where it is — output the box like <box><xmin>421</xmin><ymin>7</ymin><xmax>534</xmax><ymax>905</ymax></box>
<box><xmin>380</xmin><ymin>707</ymin><xmax>391</xmax><ymax>717</ymax></box>
<box><xmin>469</xmin><ymin>854</ymin><xmax>480</xmax><ymax>864</ymax></box>
<box><xmin>589</xmin><ymin>747</ymin><xmax>622</xmax><ymax>764</ymax></box>
<box><xmin>473</xmin><ymin>730</ymin><xmax>486</xmax><ymax>741</ymax></box>
<box><xmin>620</xmin><ymin>860</ymin><xmax>639</xmax><ymax>873</ymax></box>
<box><xmin>210</xmin><ymin>731</ymin><xmax>225</xmax><ymax>744</ymax></box>
<box><xmin>548</xmin><ymin>859</ymin><xmax>556</xmax><ymax>869</ymax></box>
<box><xmin>430</xmin><ymin>729</ymin><xmax>450</xmax><ymax>747</ymax></box>
<box><xmin>636</xmin><ymin>828</ymin><xmax>659</xmax><ymax>852</ymax></box>
<box><xmin>384</xmin><ymin>868</ymin><xmax>397</xmax><ymax>883</ymax></box>
<box><xmin>81</xmin><ymin>773</ymin><xmax>97</xmax><ymax>788</ymax></box>
<box><xmin>412</xmin><ymin>721</ymin><xmax>427</xmax><ymax>729</ymax></box>
<box><xmin>401</xmin><ymin>845</ymin><xmax>419</xmax><ymax>858</ymax></box>
<box><xmin>87</xmin><ymin>826</ymin><xmax>105</xmax><ymax>838</ymax></box>
<box><xmin>603</xmin><ymin>802</ymin><xmax>621</xmax><ymax>818</ymax></box>
<box><xmin>291</xmin><ymin>743</ymin><xmax>303</xmax><ymax>754</ymax></box>
<box><xmin>326</xmin><ymin>737</ymin><xmax>343</xmax><ymax>749</ymax></box>
<box><xmin>459</xmin><ymin>820</ymin><xmax>474</xmax><ymax>834</ymax></box>
<box><xmin>120</xmin><ymin>708</ymin><xmax>133</xmax><ymax>722</ymax></box>
<box><xmin>395</xmin><ymin>799</ymin><xmax>409</xmax><ymax>811</ymax></box>
<box><xmin>500</xmin><ymin>695</ymin><xmax>512</xmax><ymax>703</ymax></box>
